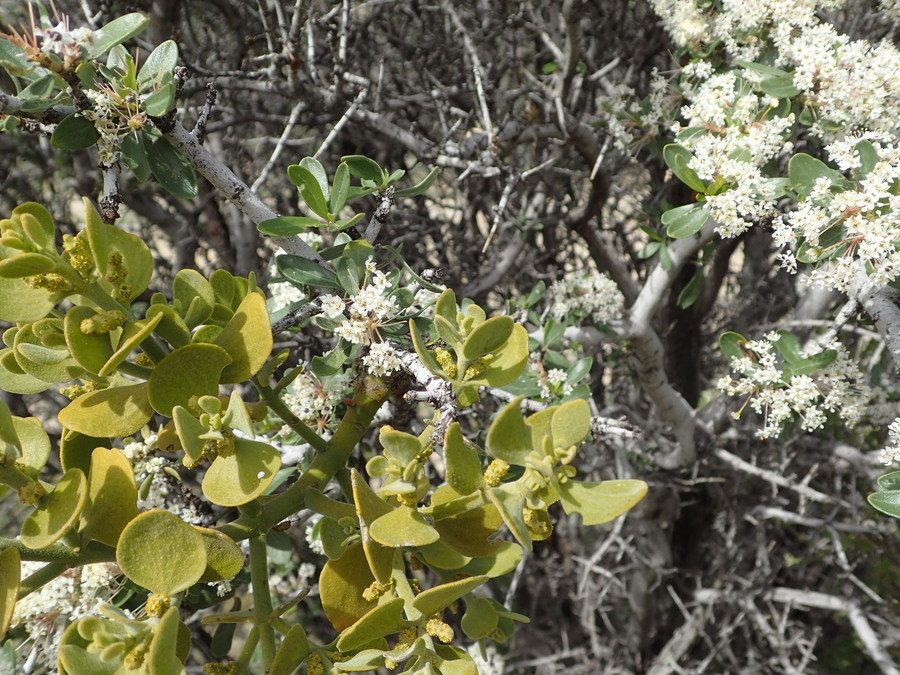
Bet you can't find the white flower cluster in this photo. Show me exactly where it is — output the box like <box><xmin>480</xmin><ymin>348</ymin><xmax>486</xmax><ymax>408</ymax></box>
<box><xmin>317</xmin><ymin>258</ymin><xmax>398</xmax><ymax>344</ymax></box>
<box><xmin>35</xmin><ymin>20</ymin><xmax>93</xmax><ymax>60</ymax></box>
<box><xmin>282</xmin><ymin>370</ymin><xmax>350</xmax><ymax>434</ymax></box>
<box><xmin>717</xmin><ymin>332</ymin><xmax>869</xmax><ymax>438</ymax></box>
<box><xmin>546</xmin><ymin>272</ymin><xmax>624</xmax><ymax>325</ymax></box>
<box><xmin>121</xmin><ymin>434</ymin><xmax>204</xmax><ymax>524</ymax></box>
<box><xmin>362</xmin><ymin>340</ymin><xmax>401</xmax><ymax>377</ymax></box>
<box><xmin>81</xmin><ymin>87</ymin><xmax>147</xmax><ymax>165</ymax></box>
<box><xmin>12</xmin><ymin>561</ymin><xmax>118</xmax><ymax>672</ymax></box>
<box><xmin>879</xmin><ymin>418</ymin><xmax>900</xmax><ymax>465</ymax></box>
<box><xmin>540</xmin><ymin>367</ymin><xmax>573</xmax><ymax>400</ymax></box>
<box><xmin>773</xmin><ymin>140</ymin><xmax>900</xmax><ymax>290</ymax></box>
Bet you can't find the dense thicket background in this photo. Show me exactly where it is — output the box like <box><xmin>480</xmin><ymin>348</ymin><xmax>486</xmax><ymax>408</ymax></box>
<box><xmin>1</xmin><ymin>1</ymin><xmax>898</xmax><ymax>673</ymax></box>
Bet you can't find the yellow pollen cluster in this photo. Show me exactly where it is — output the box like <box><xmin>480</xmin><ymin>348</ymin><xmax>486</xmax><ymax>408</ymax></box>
<box><xmin>434</xmin><ymin>347</ymin><xmax>458</xmax><ymax>378</ymax></box>
<box><xmin>425</xmin><ymin>616</ymin><xmax>454</xmax><ymax>643</ymax></box>
<box><xmin>145</xmin><ymin>593</ymin><xmax>170</xmax><ymax>617</ymax></box>
<box><xmin>483</xmin><ymin>458</ymin><xmax>510</xmax><ymax>486</ymax></box>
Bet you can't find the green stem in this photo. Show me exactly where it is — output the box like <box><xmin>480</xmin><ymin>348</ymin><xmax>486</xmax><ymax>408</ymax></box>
<box><xmin>249</xmin><ymin>535</ymin><xmax>276</xmax><ymax>668</ymax></box>
<box><xmin>15</xmin><ymin>541</ymin><xmax>116</xmax><ymax>598</ymax></box>
<box><xmin>254</xmin><ymin>378</ymin><xmax>327</xmax><ymax>453</ymax></box>
<box><xmin>114</xmin><ymin>360</ymin><xmax>153</xmax><ymax>380</ymax></box>
<box><xmin>236</xmin><ymin>625</ymin><xmax>260</xmax><ymax>674</ymax></box>
<box><xmin>218</xmin><ymin>376</ymin><xmax>390</xmax><ymax>541</ymax></box>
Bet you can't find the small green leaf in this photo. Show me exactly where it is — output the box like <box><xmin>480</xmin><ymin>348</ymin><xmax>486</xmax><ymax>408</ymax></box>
<box><xmin>257</xmin><ymin>216</ymin><xmax>322</xmax><ymax>236</ymax></box>
<box><xmin>51</xmin><ymin>114</ymin><xmax>99</xmax><ymax>150</ymax></box>
<box><xmin>288</xmin><ymin>164</ymin><xmax>329</xmax><ymax>219</ymax></box>
<box><xmin>146</xmin><ymin>136</ymin><xmax>198</xmax><ymax>199</ymax></box>
<box><xmin>58</xmin><ymin>382</ymin><xmax>154</xmax><ymax>437</ymax></box>
<box><xmin>79</xmin><ymin>447</ymin><xmax>138</xmax><ymax>547</ymax></box>
<box><xmin>461</xmin><ymin>597</ymin><xmax>498</xmax><ymax>639</ymax></box>
<box><xmin>148</xmin><ymin>343</ymin><xmax>231</xmax><ymax>416</ymax></box>
<box><xmin>21</xmin><ymin>468</ymin><xmax>87</xmax><ymax>549</ymax></box>
<box><xmin>89</xmin><ymin>13</ymin><xmax>150</xmax><ymax>59</ymax></box>
<box><xmin>719</xmin><ymin>331</ymin><xmax>748</xmax><ymax>365</ymax></box>
<box><xmin>558</xmin><ymin>479</ymin><xmax>648</xmax><ymax>525</ymax></box>
<box><xmin>877</xmin><ymin>471</ymin><xmax>900</xmax><ymax>491</ymax></box>
<box><xmin>444</xmin><ymin>423</ymin><xmax>484</xmax><ymax>495</ymax></box>
<box><xmin>269</xmin><ymin>624</ymin><xmax>311</xmax><ymax>675</ymax></box>
<box><xmin>141</xmin><ymin>79</ymin><xmax>175</xmax><ymax>116</ymax></box>
<box><xmin>663</xmin><ymin>203</ymin><xmax>710</xmax><ymax>238</ymax></box>
<box><xmin>214</xmin><ymin>291</ymin><xmax>273</xmax><ymax>384</ymax></box>
<box><xmin>330</xmin><ymin>162</ymin><xmax>351</xmax><ymax>214</ymax></box>
<box><xmin>138</xmin><ymin>40</ymin><xmax>179</xmax><ymax>88</ymax></box>
<box><xmin>336</xmin><ymin>598</ymin><xmax>407</xmax><ymax>653</ymax></box>
<box><xmin>277</xmin><ymin>254</ymin><xmax>340</xmax><ymax>289</ymax></box>
<box><xmin>788</xmin><ymin>153</ymin><xmax>850</xmax><ymax>199</ymax></box>
<box><xmin>676</xmin><ymin>265</ymin><xmax>705</xmax><ymax>308</ymax></box>
<box><xmin>868</xmin><ymin>490</ymin><xmax>900</xmax><ymax>519</ymax></box>
<box><xmin>319</xmin><ymin>542</ymin><xmax>376</xmax><ymax>632</ymax></box>
<box><xmin>395</xmin><ymin>166</ymin><xmax>440</xmax><ymax>197</ymax></box>
<box><xmin>759</xmin><ymin>74</ymin><xmax>801</xmax><ymax>98</ymax></box>
<box><xmin>202</xmin><ymin>439</ymin><xmax>281</xmax><ymax>506</ymax></box>
<box><xmin>341</xmin><ymin>155</ymin><xmax>384</xmax><ymax>183</ymax></box>
<box><xmin>662</xmin><ymin>144</ymin><xmax>707</xmax><ymax>193</ymax></box>
<box><xmin>412</xmin><ymin>575</ymin><xmax>489</xmax><ymax>618</ymax></box>
<box><xmin>462</xmin><ymin>316</ymin><xmax>514</xmax><ymax>362</ymax></box>
<box><xmin>369</xmin><ymin>505</ymin><xmax>440</xmax><ymax>547</ymax></box>
<box><xmin>550</xmin><ymin>398</ymin><xmax>591</xmax><ymax>450</ymax></box>
<box><xmin>486</xmin><ymin>396</ymin><xmax>532</xmax><ymax>466</ymax></box>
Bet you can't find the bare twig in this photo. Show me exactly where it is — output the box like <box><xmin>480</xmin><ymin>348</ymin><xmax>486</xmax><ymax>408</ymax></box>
<box><xmin>715</xmin><ymin>448</ymin><xmax>845</xmax><ymax>505</ymax></box>
<box><xmin>251</xmin><ymin>99</ymin><xmax>305</xmax><ymax>192</ymax></box>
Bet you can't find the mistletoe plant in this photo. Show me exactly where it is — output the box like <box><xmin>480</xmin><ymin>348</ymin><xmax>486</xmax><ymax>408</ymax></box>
<box><xmin>0</xmin><ymin>8</ymin><xmax>647</xmax><ymax>674</ymax></box>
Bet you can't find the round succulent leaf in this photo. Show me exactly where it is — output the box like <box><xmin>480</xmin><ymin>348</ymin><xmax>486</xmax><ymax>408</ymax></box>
<box><xmin>80</xmin><ymin>447</ymin><xmax>138</xmax><ymax>547</ymax></box>
<box><xmin>201</xmin><ymin>438</ymin><xmax>281</xmax><ymax>507</ymax></box>
<box><xmin>173</xmin><ymin>406</ymin><xmax>207</xmax><ymax>465</ymax></box>
<box><xmin>320</xmin><ymin>541</ymin><xmax>377</xmax><ymax>631</ymax></box>
<box><xmin>319</xmin><ymin>516</ymin><xmax>354</xmax><ymax>560</ymax></box>
<box><xmin>59</xmin><ymin>429</ymin><xmax>112</xmax><ymax>475</ymax></box>
<box><xmin>192</xmin><ymin>325</ymin><xmax>222</xmax><ymax>343</ymax></box>
<box><xmin>0</xmin><ymin>348</ymin><xmax>49</xmax><ymax>394</ymax></box>
<box><xmin>558</xmin><ymin>479</ymin><xmax>648</xmax><ymax>525</ymax></box>
<box><xmin>63</xmin><ymin>306</ymin><xmax>114</xmax><ymax>373</ymax></box>
<box><xmin>214</xmin><ymin>292</ymin><xmax>272</xmax><ymax>384</ymax></box>
<box><xmin>487</xmin><ymin>485</ymin><xmax>531</xmax><ymax>550</ymax></box>
<box><xmin>145</xmin><ymin>303</ymin><xmax>191</xmax><ymax>348</ymax></box>
<box><xmin>117</xmin><ymin>510</ymin><xmax>207</xmax><ymax>595</ymax></box>
<box><xmin>147</xmin><ymin>606</ymin><xmax>188</xmax><ymax>674</ymax></box>
<box><xmin>461</xmin><ymin>315</ymin><xmax>513</xmax><ymax>361</ymax></box>
<box><xmin>379</xmin><ymin>427</ymin><xmax>422</xmax><ymax>464</ymax></box>
<box><xmin>369</xmin><ymin>505</ymin><xmax>439</xmax><ymax>548</ymax></box>
<box><xmin>461</xmin><ymin>597</ymin><xmax>498</xmax><ymax>639</ymax></box>
<box><xmin>269</xmin><ymin>624</ymin><xmax>311</xmax><ymax>675</ymax></box>
<box><xmin>432</xmin><ymin>503</ymin><xmax>503</xmax><ymax>557</ymax></box>
<box><xmin>21</xmin><ymin>468</ymin><xmax>87</xmax><ymax>549</ymax></box>
<box><xmin>351</xmin><ymin>469</ymin><xmax>394</xmax><ymax>583</ymax></box>
<box><xmin>0</xmin><ymin>251</ymin><xmax>55</xmax><ymax>278</ymax></box>
<box><xmin>13</xmin><ymin>203</ymin><xmax>55</xmax><ymax>250</ymax></box>
<box><xmin>336</xmin><ymin>598</ymin><xmax>407</xmax><ymax>653</ymax></box>
<box><xmin>99</xmin><ymin>312</ymin><xmax>164</xmax><ymax>376</ymax></box>
<box><xmin>453</xmin><ymin>540</ymin><xmax>523</xmax><ymax>578</ymax></box>
<box><xmin>525</xmin><ymin>406</ymin><xmax>555</xmax><ymax>453</ymax></box>
<box><xmin>550</xmin><ymin>398</ymin><xmax>591</xmax><ymax>452</ymax></box>
<box><xmin>58</xmin><ymin>382</ymin><xmax>153</xmax><ymax>437</ymax></box>
<box><xmin>444</xmin><ymin>422</ymin><xmax>484</xmax><ymax>495</ymax></box>
<box><xmin>97</xmin><ymin>223</ymin><xmax>154</xmax><ymax>301</ymax></box>
<box><xmin>418</xmin><ymin>540</ymin><xmax>471</xmax><ymax>570</ymax></box>
<box><xmin>195</xmin><ymin>527</ymin><xmax>245</xmax><ymax>582</ymax></box>
<box><xmin>0</xmin><ymin>547</ymin><xmax>20</xmax><ymax>637</ymax></box>
<box><xmin>412</xmin><ymin>575</ymin><xmax>489</xmax><ymax>618</ymax></box>
<box><xmin>464</xmin><ymin>324</ymin><xmax>529</xmax><ymax>388</ymax></box>
<box><xmin>13</xmin><ymin>323</ymin><xmax>84</xmax><ymax>384</ymax></box>
<box><xmin>0</xmin><ymin>246</ymin><xmax>55</xmax><ymax>323</ymax></box>
<box><xmin>148</xmin><ymin>343</ymin><xmax>232</xmax><ymax>417</ymax></box>
<box><xmin>486</xmin><ymin>396</ymin><xmax>532</xmax><ymax>466</ymax></box>
<box><xmin>12</xmin><ymin>416</ymin><xmax>51</xmax><ymax>478</ymax></box>
<box><xmin>173</xmin><ymin>269</ymin><xmax>215</xmax><ymax>328</ymax></box>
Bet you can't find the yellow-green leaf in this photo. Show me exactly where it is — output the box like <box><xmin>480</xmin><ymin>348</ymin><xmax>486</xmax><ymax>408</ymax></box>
<box><xmin>558</xmin><ymin>479</ymin><xmax>648</xmax><ymax>525</ymax></box>
<box><xmin>148</xmin><ymin>343</ymin><xmax>231</xmax><ymax>417</ymax></box>
<box><xmin>58</xmin><ymin>382</ymin><xmax>153</xmax><ymax>437</ymax></box>
<box><xmin>214</xmin><ymin>292</ymin><xmax>272</xmax><ymax>384</ymax></box>
<box><xmin>201</xmin><ymin>438</ymin><xmax>281</xmax><ymax>507</ymax></box>
<box><xmin>21</xmin><ymin>468</ymin><xmax>87</xmax><ymax>549</ymax></box>
<box><xmin>117</xmin><ymin>510</ymin><xmax>207</xmax><ymax>595</ymax></box>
